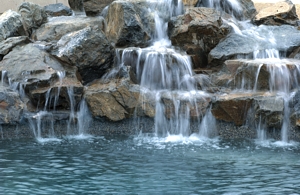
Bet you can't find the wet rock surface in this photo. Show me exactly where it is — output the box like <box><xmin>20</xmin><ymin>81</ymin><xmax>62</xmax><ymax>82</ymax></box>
<box><xmin>0</xmin><ymin>43</ymin><xmax>82</xmax><ymax>110</ymax></box>
<box><xmin>209</xmin><ymin>25</ymin><xmax>300</xmax><ymax>66</ymax></box>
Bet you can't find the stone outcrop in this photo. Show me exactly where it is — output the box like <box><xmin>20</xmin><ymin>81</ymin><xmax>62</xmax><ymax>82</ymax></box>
<box><xmin>44</xmin><ymin>3</ymin><xmax>73</xmax><ymax>17</ymax></box>
<box><xmin>0</xmin><ymin>10</ymin><xmax>26</xmax><ymax>42</ymax></box>
<box><xmin>105</xmin><ymin>0</ymin><xmax>154</xmax><ymax>47</ymax></box>
<box><xmin>83</xmin><ymin>0</ymin><xmax>114</xmax><ymax>16</ymax></box>
<box><xmin>52</xmin><ymin>26</ymin><xmax>115</xmax><ymax>84</ymax></box>
<box><xmin>0</xmin><ymin>86</ymin><xmax>24</xmax><ymax>124</ymax></box>
<box><xmin>254</xmin><ymin>1</ymin><xmax>298</xmax><ymax>26</ymax></box>
<box><xmin>0</xmin><ymin>43</ymin><xmax>83</xmax><ymax>110</ymax></box>
<box><xmin>18</xmin><ymin>2</ymin><xmax>48</xmax><ymax>36</ymax></box>
<box><xmin>168</xmin><ymin>7</ymin><xmax>230</xmax><ymax>68</ymax></box>
<box><xmin>32</xmin><ymin>16</ymin><xmax>105</xmax><ymax>41</ymax></box>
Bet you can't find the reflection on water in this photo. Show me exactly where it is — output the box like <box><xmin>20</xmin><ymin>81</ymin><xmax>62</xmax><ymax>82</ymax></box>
<box><xmin>1</xmin><ymin>135</ymin><xmax>300</xmax><ymax>194</ymax></box>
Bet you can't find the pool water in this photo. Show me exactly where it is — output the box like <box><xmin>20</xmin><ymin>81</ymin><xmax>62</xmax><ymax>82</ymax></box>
<box><xmin>1</xmin><ymin>134</ymin><xmax>300</xmax><ymax>194</ymax></box>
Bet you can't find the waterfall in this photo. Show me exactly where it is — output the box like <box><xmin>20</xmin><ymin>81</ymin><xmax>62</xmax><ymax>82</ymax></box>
<box><xmin>117</xmin><ymin>0</ymin><xmax>216</xmax><ymax>138</ymax></box>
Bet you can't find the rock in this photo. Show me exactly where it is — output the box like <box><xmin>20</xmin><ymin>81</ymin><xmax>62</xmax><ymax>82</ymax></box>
<box><xmin>52</xmin><ymin>26</ymin><xmax>115</xmax><ymax>84</ymax></box>
<box><xmin>18</xmin><ymin>2</ymin><xmax>48</xmax><ymax>36</ymax></box>
<box><xmin>209</xmin><ymin>25</ymin><xmax>300</xmax><ymax>66</ymax></box>
<box><xmin>0</xmin><ymin>10</ymin><xmax>26</xmax><ymax>42</ymax></box>
<box><xmin>183</xmin><ymin>0</ymin><xmax>199</xmax><ymax>7</ymax></box>
<box><xmin>253</xmin><ymin>94</ymin><xmax>284</xmax><ymax>128</ymax></box>
<box><xmin>196</xmin><ymin>0</ymin><xmax>257</xmax><ymax>20</ymax></box>
<box><xmin>211</xmin><ymin>59</ymin><xmax>300</xmax><ymax>91</ymax></box>
<box><xmin>254</xmin><ymin>1</ymin><xmax>298</xmax><ymax>26</ymax></box>
<box><xmin>83</xmin><ymin>0</ymin><xmax>114</xmax><ymax>16</ymax></box>
<box><xmin>160</xmin><ymin>91</ymin><xmax>211</xmax><ymax>119</ymax></box>
<box><xmin>168</xmin><ymin>7</ymin><xmax>230</xmax><ymax>68</ymax></box>
<box><xmin>0</xmin><ymin>36</ymin><xmax>31</xmax><ymax>56</ymax></box>
<box><xmin>44</xmin><ymin>3</ymin><xmax>73</xmax><ymax>17</ymax></box>
<box><xmin>0</xmin><ymin>43</ymin><xmax>83</xmax><ymax>110</ymax></box>
<box><xmin>68</xmin><ymin>0</ymin><xmax>84</xmax><ymax>12</ymax></box>
<box><xmin>32</xmin><ymin>16</ymin><xmax>105</xmax><ymax>41</ymax></box>
<box><xmin>105</xmin><ymin>0</ymin><xmax>154</xmax><ymax>47</ymax></box>
<box><xmin>0</xmin><ymin>86</ymin><xmax>24</xmax><ymax>124</ymax></box>
<box><xmin>211</xmin><ymin>93</ymin><xmax>254</xmax><ymax>126</ymax></box>
<box><xmin>84</xmin><ymin>74</ymin><xmax>141</xmax><ymax>121</ymax></box>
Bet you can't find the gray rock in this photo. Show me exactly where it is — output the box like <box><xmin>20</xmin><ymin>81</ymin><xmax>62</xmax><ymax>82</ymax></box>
<box><xmin>83</xmin><ymin>0</ymin><xmax>114</xmax><ymax>16</ymax></box>
<box><xmin>68</xmin><ymin>0</ymin><xmax>84</xmax><ymax>12</ymax></box>
<box><xmin>253</xmin><ymin>95</ymin><xmax>284</xmax><ymax>128</ymax></box>
<box><xmin>0</xmin><ymin>10</ymin><xmax>26</xmax><ymax>42</ymax></box>
<box><xmin>0</xmin><ymin>43</ymin><xmax>83</xmax><ymax>110</ymax></box>
<box><xmin>18</xmin><ymin>2</ymin><xmax>48</xmax><ymax>36</ymax></box>
<box><xmin>0</xmin><ymin>86</ymin><xmax>24</xmax><ymax>124</ymax></box>
<box><xmin>44</xmin><ymin>3</ymin><xmax>73</xmax><ymax>17</ymax></box>
<box><xmin>0</xmin><ymin>36</ymin><xmax>31</xmax><ymax>56</ymax></box>
<box><xmin>32</xmin><ymin>16</ymin><xmax>105</xmax><ymax>41</ymax></box>
<box><xmin>209</xmin><ymin>25</ymin><xmax>300</xmax><ymax>66</ymax></box>
<box><xmin>52</xmin><ymin>26</ymin><xmax>115</xmax><ymax>84</ymax></box>
<box><xmin>105</xmin><ymin>0</ymin><xmax>154</xmax><ymax>47</ymax></box>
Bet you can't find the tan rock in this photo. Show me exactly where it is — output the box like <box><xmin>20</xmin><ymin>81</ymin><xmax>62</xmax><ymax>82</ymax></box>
<box><xmin>254</xmin><ymin>1</ymin><xmax>298</xmax><ymax>25</ymax></box>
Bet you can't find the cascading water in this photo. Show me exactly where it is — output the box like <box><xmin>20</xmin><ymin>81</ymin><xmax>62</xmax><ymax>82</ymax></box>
<box><xmin>210</xmin><ymin>0</ymin><xmax>300</xmax><ymax>143</ymax></box>
<box><xmin>107</xmin><ymin>0</ymin><xmax>217</xmax><ymax>139</ymax></box>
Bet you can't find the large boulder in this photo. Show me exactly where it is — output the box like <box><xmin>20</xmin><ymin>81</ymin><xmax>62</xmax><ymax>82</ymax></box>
<box><xmin>32</xmin><ymin>16</ymin><xmax>105</xmax><ymax>41</ymax></box>
<box><xmin>44</xmin><ymin>3</ymin><xmax>73</xmax><ymax>17</ymax></box>
<box><xmin>105</xmin><ymin>0</ymin><xmax>154</xmax><ymax>47</ymax></box>
<box><xmin>0</xmin><ymin>10</ymin><xmax>26</xmax><ymax>42</ymax></box>
<box><xmin>18</xmin><ymin>2</ymin><xmax>48</xmax><ymax>36</ymax></box>
<box><xmin>168</xmin><ymin>7</ymin><xmax>230</xmax><ymax>68</ymax></box>
<box><xmin>209</xmin><ymin>25</ymin><xmax>300</xmax><ymax>66</ymax></box>
<box><xmin>0</xmin><ymin>86</ymin><xmax>24</xmax><ymax>124</ymax></box>
<box><xmin>0</xmin><ymin>43</ymin><xmax>83</xmax><ymax>110</ymax></box>
<box><xmin>254</xmin><ymin>1</ymin><xmax>298</xmax><ymax>26</ymax></box>
<box><xmin>83</xmin><ymin>0</ymin><xmax>114</xmax><ymax>16</ymax></box>
<box><xmin>52</xmin><ymin>26</ymin><xmax>115</xmax><ymax>84</ymax></box>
